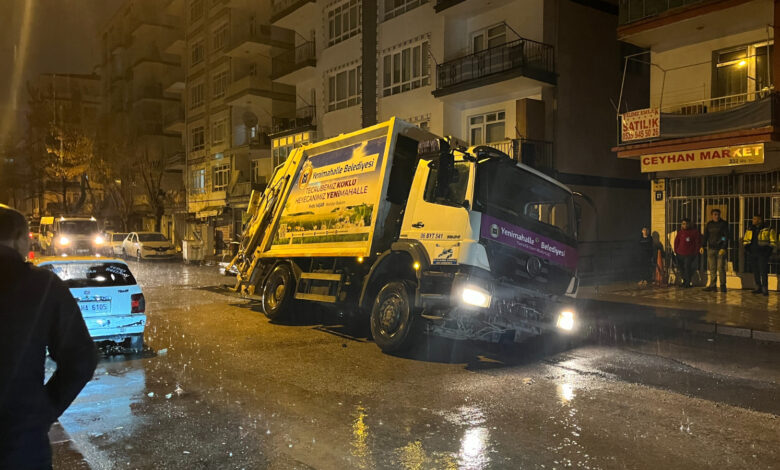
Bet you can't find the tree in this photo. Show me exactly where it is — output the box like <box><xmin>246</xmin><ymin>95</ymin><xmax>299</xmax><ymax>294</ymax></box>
<box><xmin>44</xmin><ymin>125</ymin><xmax>94</xmax><ymax>213</ymax></box>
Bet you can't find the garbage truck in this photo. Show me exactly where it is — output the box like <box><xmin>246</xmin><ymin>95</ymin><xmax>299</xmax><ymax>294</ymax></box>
<box><xmin>228</xmin><ymin>118</ymin><xmax>581</xmax><ymax>353</ymax></box>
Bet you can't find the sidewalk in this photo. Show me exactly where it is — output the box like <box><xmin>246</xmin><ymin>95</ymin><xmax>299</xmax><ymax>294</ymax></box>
<box><xmin>577</xmin><ymin>282</ymin><xmax>780</xmax><ymax>341</ymax></box>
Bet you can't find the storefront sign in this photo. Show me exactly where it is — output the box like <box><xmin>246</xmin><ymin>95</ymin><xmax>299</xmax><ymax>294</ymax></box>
<box><xmin>640</xmin><ymin>143</ymin><xmax>764</xmax><ymax>173</ymax></box>
<box><xmin>621</xmin><ymin>108</ymin><xmax>660</xmax><ymax>142</ymax></box>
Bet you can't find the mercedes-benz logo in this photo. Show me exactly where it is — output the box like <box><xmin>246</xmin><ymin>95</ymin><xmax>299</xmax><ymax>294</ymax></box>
<box><xmin>526</xmin><ymin>256</ymin><xmax>542</xmax><ymax>277</ymax></box>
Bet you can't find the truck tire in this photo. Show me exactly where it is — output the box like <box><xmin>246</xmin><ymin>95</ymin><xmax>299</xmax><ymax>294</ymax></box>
<box><xmin>261</xmin><ymin>264</ymin><xmax>296</xmax><ymax>321</ymax></box>
<box><xmin>370</xmin><ymin>281</ymin><xmax>423</xmax><ymax>354</ymax></box>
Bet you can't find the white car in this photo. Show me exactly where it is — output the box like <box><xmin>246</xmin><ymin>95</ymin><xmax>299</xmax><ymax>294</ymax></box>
<box><xmin>121</xmin><ymin>232</ymin><xmax>177</xmax><ymax>260</ymax></box>
<box><xmin>104</xmin><ymin>231</ymin><xmax>129</xmax><ymax>256</ymax></box>
<box><xmin>35</xmin><ymin>257</ymin><xmax>146</xmax><ymax>351</ymax></box>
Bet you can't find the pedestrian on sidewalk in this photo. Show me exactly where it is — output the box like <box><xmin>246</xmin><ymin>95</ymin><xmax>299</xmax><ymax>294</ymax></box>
<box><xmin>743</xmin><ymin>214</ymin><xmax>777</xmax><ymax>296</ymax></box>
<box><xmin>0</xmin><ymin>205</ymin><xmax>97</xmax><ymax>470</ymax></box>
<box><xmin>701</xmin><ymin>208</ymin><xmax>730</xmax><ymax>292</ymax></box>
<box><xmin>674</xmin><ymin>218</ymin><xmax>701</xmax><ymax>288</ymax></box>
<box><xmin>638</xmin><ymin>226</ymin><xmax>655</xmax><ymax>286</ymax></box>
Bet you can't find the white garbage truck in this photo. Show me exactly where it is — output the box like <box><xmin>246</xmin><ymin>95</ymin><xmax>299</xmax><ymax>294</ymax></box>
<box><xmin>229</xmin><ymin>118</ymin><xmax>580</xmax><ymax>353</ymax></box>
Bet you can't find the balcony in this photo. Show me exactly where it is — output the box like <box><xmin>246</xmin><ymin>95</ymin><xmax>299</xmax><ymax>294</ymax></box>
<box><xmin>271</xmin><ymin>41</ymin><xmax>316</xmax><ymax>84</ymax></box>
<box><xmin>619</xmin><ymin>0</ymin><xmax>717</xmax><ymax>25</ymax></box>
<box><xmin>488</xmin><ymin>138</ymin><xmax>554</xmax><ymax>175</ymax></box>
<box><xmin>164</xmin><ymin>70</ymin><xmax>185</xmax><ymax>94</ymax></box>
<box><xmin>163</xmin><ymin>107</ymin><xmax>185</xmax><ymax>134</ymax></box>
<box><xmin>225</xmin><ymin>22</ymin><xmax>294</xmax><ymax>59</ymax></box>
<box><xmin>434</xmin><ymin>0</ymin><xmax>465</xmax><ymax>12</ymax></box>
<box><xmin>433</xmin><ymin>37</ymin><xmax>556</xmax><ymax>101</ymax></box>
<box><xmin>133</xmin><ymin>84</ymin><xmax>177</xmax><ymax>102</ymax></box>
<box><xmin>225</xmin><ymin>75</ymin><xmax>296</xmax><ymax>108</ymax></box>
<box><xmin>250</xmin><ymin>130</ymin><xmax>272</xmax><ymax>149</ymax></box>
<box><xmin>270</xmin><ymin>106</ymin><xmax>316</xmax><ymax>137</ymax></box>
<box><xmin>271</xmin><ymin>0</ymin><xmax>317</xmax><ymax>24</ymax></box>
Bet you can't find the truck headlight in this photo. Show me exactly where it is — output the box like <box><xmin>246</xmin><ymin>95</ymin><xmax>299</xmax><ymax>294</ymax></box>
<box><xmin>556</xmin><ymin>310</ymin><xmax>575</xmax><ymax>331</ymax></box>
<box><xmin>461</xmin><ymin>286</ymin><xmax>491</xmax><ymax>308</ymax></box>
<box><xmin>94</xmin><ymin>235</ymin><xmax>105</xmax><ymax>245</ymax></box>
<box><xmin>57</xmin><ymin>236</ymin><xmax>70</xmax><ymax>246</ymax></box>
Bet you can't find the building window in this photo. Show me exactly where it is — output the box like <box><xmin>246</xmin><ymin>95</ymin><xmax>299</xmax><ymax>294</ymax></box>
<box><xmin>213</xmin><ymin>164</ymin><xmax>230</xmax><ymax>191</ymax></box>
<box><xmin>382</xmin><ymin>41</ymin><xmax>429</xmax><ymax>97</ymax></box>
<box><xmin>211</xmin><ymin>118</ymin><xmax>226</xmax><ymax>145</ymax></box>
<box><xmin>212</xmin><ymin>70</ymin><xmax>229</xmax><ymax>98</ymax></box>
<box><xmin>713</xmin><ymin>42</ymin><xmax>774</xmax><ymax>109</ymax></box>
<box><xmin>251</xmin><ymin>160</ymin><xmax>267</xmax><ymax>185</ymax></box>
<box><xmin>272</xmin><ymin>132</ymin><xmax>311</xmax><ymax>167</ymax></box>
<box><xmin>191</xmin><ymin>126</ymin><xmax>205</xmax><ymax>150</ymax></box>
<box><xmin>190</xmin><ymin>82</ymin><xmax>204</xmax><ymax>109</ymax></box>
<box><xmin>190</xmin><ymin>168</ymin><xmax>205</xmax><ymax>194</ymax></box>
<box><xmin>327</xmin><ymin>0</ymin><xmax>361</xmax><ymax>47</ymax></box>
<box><xmin>191</xmin><ymin>40</ymin><xmax>205</xmax><ymax>66</ymax></box>
<box><xmin>471</xmin><ymin>23</ymin><xmax>506</xmax><ymax>53</ymax></box>
<box><xmin>384</xmin><ymin>0</ymin><xmax>427</xmax><ymax>21</ymax></box>
<box><xmin>191</xmin><ymin>0</ymin><xmax>204</xmax><ymax>23</ymax></box>
<box><xmin>327</xmin><ymin>65</ymin><xmax>362</xmax><ymax>111</ymax></box>
<box><xmin>468</xmin><ymin>111</ymin><xmax>505</xmax><ymax>145</ymax></box>
<box><xmin>212</xmin><ymin>23</ymin><xmax>228</xmax><ymax>51</ymax></box>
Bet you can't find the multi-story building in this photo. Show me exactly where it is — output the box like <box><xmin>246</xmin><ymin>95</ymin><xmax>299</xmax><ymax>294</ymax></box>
<box><xmin>99</xmin><ymin>0</ymin><xmax>186</xmax><ymax>240</ymax></box>
<box><xmin>269</xmin><ymin>0</ymin><xmax>649</xmax><ymax>277</ymax></box>
<box><xmin>614</xmin><ymin>0</ymin><xmax>779</xmax><ymax>289</ymax></box>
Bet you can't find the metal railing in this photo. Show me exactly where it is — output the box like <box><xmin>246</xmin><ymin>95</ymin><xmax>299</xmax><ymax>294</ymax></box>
<box><xmin>488</xmin><ymin>138</ymin><xmax>554</xmax><ymax>174</ymax></box>
<box><xmin>272</xmin><ymin>41</ymin><xmax>316</xmax><ymax>79</ymax></box>
<box><xmin>660</xmin><ymin>89</ymin><xmax>775</xmax><ymax>115</ymax></box>
<box><xmin>435</xmin><ymin>37</ymin><xmax>555</xmax><ymax>91</ymax></box>
<box><xmin>271</xmin><ymin>105</ymin><xmax>316</xmax><ymax>134</ymax></box>
<box><xmin>618</xmin><ymin>0</ymin><xmax>715</xmax><ymax>25</ymax></box>
<box><xmin>229</xmin><ymin>21</ymin><xmax>294</xmax><ymax>50</ymax></box>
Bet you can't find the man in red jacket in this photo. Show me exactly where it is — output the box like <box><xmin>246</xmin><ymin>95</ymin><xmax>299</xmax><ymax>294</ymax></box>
<box><xmin>674</xmin><ymin>217</ymin><xmax>702</xmax><ymax>288</ymax></box>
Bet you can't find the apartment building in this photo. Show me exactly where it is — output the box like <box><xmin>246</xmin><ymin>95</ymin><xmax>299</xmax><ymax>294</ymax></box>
<box><xmin>270</xmin><ymin>0</ymin><xmax>649</xmax><ymax>276</ymax></box>
<box><xmin>615</xmin><ymin>0</ymin><xmax>779</xmax><ymax>289</ymax></box>
<box><xmin>100</xmin><ymin>0</ymin><xmax>186</xmax><ymax>240</ymax></box>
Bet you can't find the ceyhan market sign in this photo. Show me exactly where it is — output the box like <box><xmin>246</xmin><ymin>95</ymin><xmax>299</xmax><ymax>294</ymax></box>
<box><xmin>640</xmin><ymin>143</ymin><xmax>764</xmax><ymax>173</ymax></box>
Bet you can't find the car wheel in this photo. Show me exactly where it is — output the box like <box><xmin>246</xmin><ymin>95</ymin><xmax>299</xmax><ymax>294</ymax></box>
<box><xmin>370</xmin><ymin>280</ymin><xmax>424</xmax><ymax>354</ymax></box>
<box><xmin>129</xmin><ymin>334</ymin><xmax>143</xmax><ymax>353</ymax></box>
<box><xmin>261</xmin><ymin>264</ymin><xmax>296</xmax><ymax>321</ymax></box>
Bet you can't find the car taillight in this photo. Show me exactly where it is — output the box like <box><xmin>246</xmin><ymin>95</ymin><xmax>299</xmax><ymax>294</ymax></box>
<box><xmin>131</xmin><ymin>293</ymin><xmax>145</xmax><ymax>313</ymax></box>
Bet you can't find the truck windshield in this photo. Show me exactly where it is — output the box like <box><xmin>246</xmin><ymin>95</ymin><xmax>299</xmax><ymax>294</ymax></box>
<box><xmin>58</xmin><ymin>220</ymin><xmax>99</xmax><ymax>235</ymax></box>
<box><xmin>474</xmin><ymin>159</ymin><xmax>575</xmax><ymax>241</ymax></box>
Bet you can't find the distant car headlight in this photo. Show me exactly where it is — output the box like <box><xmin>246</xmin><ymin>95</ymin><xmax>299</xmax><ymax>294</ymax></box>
<box><xmin>556</xmin><ymin>310</ymin><xmax>575</xmax><ymax>331</ymax></box>
<box><xmin>94</xmin><ymin>235</ymin><xmax>105</xmax><ymax>245</ymax></box>
<box><xmin>57</xmin><ymin>236</ymin><xmax>70</xmax><ymax>246</ymax></box>
<box><xmin>461</xmin><ymin>285</ymin><xmax>491</xmax><ymax>309</ymax></box>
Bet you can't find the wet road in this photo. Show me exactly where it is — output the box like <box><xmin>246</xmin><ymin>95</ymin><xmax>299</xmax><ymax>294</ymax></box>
<box><xmin>52</xmin><ymin>262</ymin><xmax>780</xmax><ymax>469</ymax></box>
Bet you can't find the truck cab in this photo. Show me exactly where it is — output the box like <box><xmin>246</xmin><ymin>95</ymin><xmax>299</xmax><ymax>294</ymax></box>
<box><xmin>42</xmin><ymin>216</ymin><xmax>105</xmax><ymax>256</ymax></box>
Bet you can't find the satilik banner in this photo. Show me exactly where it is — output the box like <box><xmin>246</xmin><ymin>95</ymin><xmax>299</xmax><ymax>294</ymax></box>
<box><xmin>621</xmin><ymin>108</ymin><xmax>660</xmax><ymax>142</ymax></box>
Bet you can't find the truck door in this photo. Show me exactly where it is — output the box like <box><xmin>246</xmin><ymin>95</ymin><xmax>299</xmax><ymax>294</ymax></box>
<box><xmin>400</xmin><ymin>160</ymin><xmax>473</xmax><ymax>266</ymax></box>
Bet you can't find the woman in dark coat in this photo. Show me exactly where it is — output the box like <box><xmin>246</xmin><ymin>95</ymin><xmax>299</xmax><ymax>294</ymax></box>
<box><xmin>638</xmin><ymin>226</ymin><xmax>655</xmax><ymax>285</ymax></box>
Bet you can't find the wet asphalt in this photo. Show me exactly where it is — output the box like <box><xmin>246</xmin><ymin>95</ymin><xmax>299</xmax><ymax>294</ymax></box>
<box><xmin>50</xmin><ymin>261</ymin><xmax>780</xmax><ymax>470</ymax></box>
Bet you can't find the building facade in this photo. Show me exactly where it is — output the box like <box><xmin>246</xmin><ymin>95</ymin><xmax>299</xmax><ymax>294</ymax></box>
<box><xmin>615</xmin><ymin>0</ymin><xmax>779</xmax><ymax>289</ymax></box>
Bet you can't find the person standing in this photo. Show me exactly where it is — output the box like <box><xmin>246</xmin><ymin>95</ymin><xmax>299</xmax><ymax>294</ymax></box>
<box><xmin>638</xmin><ymin>227</ymin><xmax>655</xmax><ymax>286</ymax></box>
<box><xmin>701</xmin><ymin>209</ymin><xmax>730</xmax><ymax>292</ymax></box>
<box><xmin>743</xmin><ymin>215</ymin><xmax>777</xmax><ymax>296</ymax></box>
<box><xmin>674</xmin><ymin>218</ymin><xmax>701</xmax><ymax>288</ymax></box>
<box><xmin>0</xmin><ymin>205</ymin><xmax>97</xmax><ymax>470</ymax></box>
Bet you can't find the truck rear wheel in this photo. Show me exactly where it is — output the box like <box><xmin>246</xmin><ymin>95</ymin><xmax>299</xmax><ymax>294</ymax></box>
<box><xmin>370</xmin><ymin>281</ymin><xmax>423</xmax><ymax>354</ymax></box>
<box><xmin>261</xmin><ymin>264</ymin><xmax>296</xmax><ymax>321</ymax></box>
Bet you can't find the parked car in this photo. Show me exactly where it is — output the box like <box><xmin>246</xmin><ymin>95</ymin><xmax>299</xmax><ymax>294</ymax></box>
<box><xmin>121</xmin><ymin>232</ymin><xmax>177</xmax><ymax>260</ymax></box>
<box><xmin>35</xmin><ymin>256</ymin><xmax>146</xmax><ymax>351</ymax></box>
<box><xmin>104</xmin><ymin>231</ymin><xmax>129</xmax><ymax>256</ymax></box>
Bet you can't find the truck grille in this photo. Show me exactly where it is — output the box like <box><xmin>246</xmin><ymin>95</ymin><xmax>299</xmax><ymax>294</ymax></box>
<box><xmin>481</xmin><ymin>238</ymin><xmax>571</xmax><ymax>295</ymax></box>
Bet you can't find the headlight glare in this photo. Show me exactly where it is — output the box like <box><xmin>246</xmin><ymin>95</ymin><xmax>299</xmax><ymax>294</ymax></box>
<box><xmin>57</xmin><ymin>236</ymin><xmax>70</xmax><ymax>246</ymax></box>
<box><xmin>461</xmin><ymin>286</ymin><xmax>491</xmax><ymax>308</ymax></box>
<box><xmin>557</xmin><ymin>310</ymin><xmax>575</xmax><ymax>331</ymax></box>
<box><xmin>94</xmin><ymin>235</ymin><xmax>105</xmax><ymax>245</ymax></box>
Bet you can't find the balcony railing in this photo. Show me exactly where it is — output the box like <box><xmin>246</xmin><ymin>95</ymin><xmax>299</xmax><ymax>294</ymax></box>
<box><xmin>271</xmin><ymin>41</ymin><xmax>316</xmax><ymax>80</ymax></box>
<box><xmin>229</xmin><ymin>21</ymin><xmax>294</xmax><ymax>53</ymax></box>
<box><xmin>618</xmin><ymin>0</ymin><xmax>715</xmax><ymax>26</ymax></box>
<box><xmin>271</xmin><ymin>0</ymin><xmax>316</xmax><ymax>23</ymax></box>
<box><xmin>271</xmin><ymin>106</ymin><xmax>316</xmax><ymax>134</ymax></box>
<box><xmin>488</xmin><ymin>138</ymin><xmax>554</xmax><ymax>174</ymax></box>
<box><xmin>435</xmin><ymin>37</ymin><xmax>556</xmax><ymax>95</ymax></box>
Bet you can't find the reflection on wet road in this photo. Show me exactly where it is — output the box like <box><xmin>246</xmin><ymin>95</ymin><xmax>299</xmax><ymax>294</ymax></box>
<box><xmin>52</xmin><ymin>262</ymin><xmax>780</xmax><ymax>469</ymax></box>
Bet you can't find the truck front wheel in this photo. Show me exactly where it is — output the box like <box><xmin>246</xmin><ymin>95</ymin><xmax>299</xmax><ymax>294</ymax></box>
<box><xmin>370</xmin><ymin>281</ymin><xmax>423</xmax><ymax>354</ymax></box>
<box><xmin>262</xmin><ymin>264</ymin><xmax>296</xmax><ymax>321</ymax></box>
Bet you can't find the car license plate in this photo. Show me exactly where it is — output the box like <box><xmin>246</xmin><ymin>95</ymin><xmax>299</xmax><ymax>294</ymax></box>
<box><xmin>79</xmin><ymin>301</ymin><xmax>111</xmax><ymax>313</ymax></box>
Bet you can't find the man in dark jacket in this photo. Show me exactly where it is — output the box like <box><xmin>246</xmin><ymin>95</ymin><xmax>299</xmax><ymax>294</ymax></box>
<box><xmin>701</xmin><ymin>208</ymin><xmax>730</xmax><ymax>292</ymax></box>
<box><xmin>0</xmin><ymin>206</ymin><xmax>97</xmax><ymax>470</ymax></box>
<box><xmin>674</xmin><ymin>218</ymin><xmax>701</xmax><ymax>288</ymax></box>
<box><xmin>743</xmin><ymin>215</ymin><xmax>778</xmax><ymax>296</ymax></box>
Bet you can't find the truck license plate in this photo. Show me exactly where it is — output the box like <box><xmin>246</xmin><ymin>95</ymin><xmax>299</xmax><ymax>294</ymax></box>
<box><xmin>79</xmin><ymin>301</ymin><xmax>111</xmax><ymax>313</ymax></box>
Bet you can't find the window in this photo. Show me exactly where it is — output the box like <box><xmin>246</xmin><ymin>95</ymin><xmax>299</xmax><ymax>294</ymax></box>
<box><xmin>382</xmin><ymin>41</ymin><xmax>429</xmax><ymax>96</ymax></box>
<box><xmin>191</xmin><ymin>40</ymin><xmax>205</xmax><ymax>66</ymax></box>
<box><xmin>471</xmin><ymin>23</ymin><xmax>506</xmax><ymax>53</ymax></box>
<box><xmin>190</xmin><ymin>82</ymin><xmax>204</xmax><ymax>108</ymax></box>
<box><xmin>251</xmin><ymin>160</ymin><xmax>267</xmax><ymax>185</ymax></box>
<box><xmin>327</xmin><ymin>65</ymin><xmax>362</xmax><ymax>111</ymax></box>
<box><xmin>212</xmin><ymin>70</ymin><xmax>229</xmax><ymax>98</ymax></box>
<box><xmin>327</xmin><ymin>0</ymin><xmax>361</xmax><ymax>47</ymax></box>
<box><xmin>211</xmin><ymin>118</ymin><xmax>226</xmax><ymax>145</ymax></box>
<box><xmin>191</xmin><ymin>126</ymin><xmax>205</xmax><ymax>150</ymax></box>
<box><xmin>212</xmin><ymin>24</ymin><xmax>228</xmax><ymax>51</ymax></box>
<box><xmin>423</xmin><ymin>162</ymin><xmax>471</xmax><ymax>207</ymax></box>
<box><xmin>384</xmin><ymin>0</ymin><xmax>427</xmax><ymax>20</ymax></box>
<box><xmin>468</xmin><ymin>111</ymin><xmax>505</xmax><ymax>145</ymax></box>
<box><xmin>191</xmin><ymin>168</ymin><xmax>205</xmax><ymax>193</ymax></box>
<box><xmin>271</xmin><ymin>132</ymin><xmax>311</xmax><ymax>167</ymax></box>
<box><xmin>190</xmin><ymin>0</ymin><xmax>204</xmax><ymax>22</ymax></box>
<box><xmin>213</xmin><ymin>164</ymin><xmax>230</xmax><ymax>191</ymax></box>
<box><xmin>713</xmin><ymin>42</ymin><xmax>774</xmax><ymax>108</ymax></box>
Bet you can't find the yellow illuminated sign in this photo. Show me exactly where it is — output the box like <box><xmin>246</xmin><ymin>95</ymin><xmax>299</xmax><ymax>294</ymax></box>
<box><xmin>640</xmin><ymin>143</ymin><xmax>764</xmax><ymax>173</ymax></box>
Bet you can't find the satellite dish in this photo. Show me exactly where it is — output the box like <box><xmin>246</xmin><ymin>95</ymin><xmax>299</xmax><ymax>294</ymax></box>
<box><xmin>242</xmin><ymin>111</ymin><xmax>258</xmax><ymax>128</ymax></box>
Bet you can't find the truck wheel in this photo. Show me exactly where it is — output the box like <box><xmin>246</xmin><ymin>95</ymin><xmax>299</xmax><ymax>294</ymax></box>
<box><xmin>262</xmin><ymin>264</ymin><xmax>296</xmax><ymax>321</ymax></box>
<box><xmin>370</xmin><ymin>281</ymin><xmax>423</xmax><ymax>354</ymax></box>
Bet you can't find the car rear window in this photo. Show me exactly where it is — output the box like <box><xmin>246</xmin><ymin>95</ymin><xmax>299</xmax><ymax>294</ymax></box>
<box><xmin>42</xmin><ymin>262</ymin><xmax>137</xmax><ymax>287</ymax></box>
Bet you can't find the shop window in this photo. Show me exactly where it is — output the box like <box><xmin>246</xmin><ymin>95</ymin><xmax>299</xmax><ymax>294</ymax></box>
<box><xmin>327</xmin><ymin>65</ymin><xmax>362</xmax><ymax>111</ymax></box>
<box><xmin>468</xmin><ymin>111</ymin><xmax>505</xmax><ymax>145</ymax></box>
<box><xmin>327</xmin><ymin>0</ymin><xmax>361</xmax><ymax>47</ymax></box>
<box><xmin>382</xmin><ymin>41</ymin><xmax>429</xmax><ymax>97</ymax></box>
<box><xmin>213</xmin><ymin>164</ymin><xmax>230</xmax><ymax>191</ymax></box>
